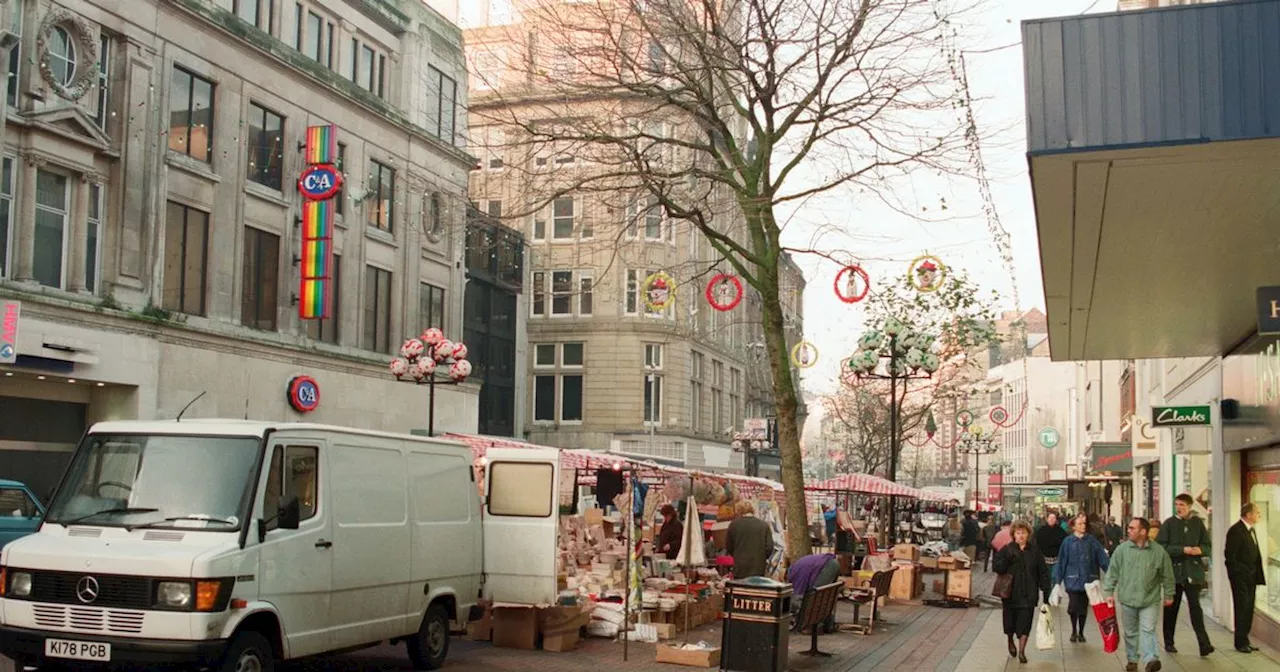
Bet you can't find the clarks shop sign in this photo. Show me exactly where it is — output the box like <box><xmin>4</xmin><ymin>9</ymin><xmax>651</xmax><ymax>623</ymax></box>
<box><xmin>1151</xmin><ymin>405</ymin><xmax>1211</xmax><ymax>427</ymax></box>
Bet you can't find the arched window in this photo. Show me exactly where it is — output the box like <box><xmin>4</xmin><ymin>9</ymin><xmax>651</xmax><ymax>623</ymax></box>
<box><xmin>47</xmin><ymin>26</ymin><xmax>77</xmax><ymax>86</ymax></box>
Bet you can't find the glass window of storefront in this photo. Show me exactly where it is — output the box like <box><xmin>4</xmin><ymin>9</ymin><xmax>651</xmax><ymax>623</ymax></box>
<box><xmin>1245</xmin><ymin>447</ymin><xmax>1280</xmax><ymax>624</ymax></box>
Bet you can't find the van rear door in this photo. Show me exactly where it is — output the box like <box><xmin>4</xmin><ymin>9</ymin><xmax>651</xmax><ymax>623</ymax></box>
<box><xmin>481</xmin><ymin>448</ymin><xmax>559</xmax><ymax>604</ymax></box>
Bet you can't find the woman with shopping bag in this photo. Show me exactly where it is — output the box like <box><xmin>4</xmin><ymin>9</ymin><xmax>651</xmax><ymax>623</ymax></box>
<box><xmin>1054</xmin><ymin>513</ymin><xmax>1111</xmax><ymax>643</ymax></box>
<box><xmin>993</xmin><ymin>521</ymin><xmax>1053</xmax><ymax>663</ymax></box>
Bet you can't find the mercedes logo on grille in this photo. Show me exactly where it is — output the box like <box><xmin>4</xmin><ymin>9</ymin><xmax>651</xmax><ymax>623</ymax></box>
<box><xmin>76</xmin><ymin>576</ymin><xmax>100</xmax><ymax>604</ymax></box>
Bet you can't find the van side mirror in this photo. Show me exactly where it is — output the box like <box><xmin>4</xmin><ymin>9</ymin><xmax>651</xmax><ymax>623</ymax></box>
<box><xmin>278</xmin><ymin>495</ymin><xmax>301</xmax><ymax>530</ymax></box>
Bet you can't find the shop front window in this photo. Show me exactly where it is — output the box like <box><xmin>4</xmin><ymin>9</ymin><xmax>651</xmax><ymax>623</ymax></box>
<box><xmin>1245</xmin><ymin>451</ymin><xmax>1280</xmax><ymax>622</ymax></box>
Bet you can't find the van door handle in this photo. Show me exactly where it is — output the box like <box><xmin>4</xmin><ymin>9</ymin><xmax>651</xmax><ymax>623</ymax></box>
<box><xmin>315</xmin><ymin>540</ymin><xmax>332</xmax><ymax>549</ymax></box>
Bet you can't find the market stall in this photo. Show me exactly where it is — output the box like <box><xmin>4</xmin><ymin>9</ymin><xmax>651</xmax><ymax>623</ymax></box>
<box><xmin>444</xmin><ymin>433</ymin><xmax>786</xmax><ymax>660</ymax></box>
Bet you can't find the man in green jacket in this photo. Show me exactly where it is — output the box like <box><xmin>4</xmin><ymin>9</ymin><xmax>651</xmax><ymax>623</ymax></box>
<box><xmin>1105</xmin><ymin>517</ymin><xmax>1176</xmax><ymax>672</ymax></box>
<box><xmin>1155</xmin><ymin>494</ymin><xmax>1213</xmax><ymax>656</ymax></box>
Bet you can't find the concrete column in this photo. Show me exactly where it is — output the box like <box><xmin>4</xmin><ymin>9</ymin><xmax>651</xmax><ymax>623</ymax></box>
<box><xmin>66</xmin><ymin>172</ymin><xmax>91</xmax><ymax>292</ymax></box>
<box><xmin>12</xmin><ymin>149</ymin><xmax>37</xmax><ymax>281</ymax></box>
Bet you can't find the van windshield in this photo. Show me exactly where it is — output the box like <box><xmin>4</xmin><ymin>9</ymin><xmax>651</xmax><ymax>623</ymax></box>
<box><xmin>44</xmin><ymin>433</ymin><xmax>262</xmax><ymax>531</ymax></box>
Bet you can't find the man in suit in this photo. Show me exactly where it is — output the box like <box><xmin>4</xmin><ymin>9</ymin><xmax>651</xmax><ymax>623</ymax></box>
<box><xmin>1224</xmin><ymin>502</ymin><xmax>1267</xmax><ymax>654</ymax></box>
<box><xmin>1156</xmin><ymin>493</ymin><xmax>1213</xmax><ymax>656</ymax></box>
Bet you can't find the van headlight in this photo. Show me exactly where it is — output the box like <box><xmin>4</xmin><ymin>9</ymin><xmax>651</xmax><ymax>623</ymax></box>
<box><xmin>154</xmin><ymin>579</ymin><xmax>229</xmax><ymax>611</ymax></box>
<box><xmin>156</xmin><ymin>581</ymin><xmax>192</xmax><ymax>609</ymax></box>
<box><xmin>9</xmin><ymin>572</ymin><xmax>31</xmax><ymax>597</ymax></box>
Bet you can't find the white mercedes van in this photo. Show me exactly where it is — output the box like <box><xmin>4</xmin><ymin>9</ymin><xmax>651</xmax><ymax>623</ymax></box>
<box><xmin>0</xmin><ymin>419</ymin><xmax>562</xmax><ymax>671</ymax></box>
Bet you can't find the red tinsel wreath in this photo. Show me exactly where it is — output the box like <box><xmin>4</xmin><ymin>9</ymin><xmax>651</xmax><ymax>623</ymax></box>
<box><xmin>834</xmin><ymin>265</ymin><xmax>870</xmax><ymax>304</ymax></box>
<box><xmin>706</xmin><ymin>274</ymin><xmax>743</xmax><ymax>311</ymax></box>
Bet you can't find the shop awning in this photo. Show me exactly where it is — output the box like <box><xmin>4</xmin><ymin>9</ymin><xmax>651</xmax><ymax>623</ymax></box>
<box><xmin>1024</xmin><ymin>3</ymin><xmax>1280</xmax><ymax>360</ymax></box>
<box><xmin>805</xmin><ymin>474</ymin><xmax>927</xmax><ymax>499</ymax></box>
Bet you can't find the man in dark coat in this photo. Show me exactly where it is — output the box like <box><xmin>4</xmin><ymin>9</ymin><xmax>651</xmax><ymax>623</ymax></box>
<box><xmin>960</xmin><ymin>509</ymin><xmax>980</xmax><ymax>563</ymax></box>
<box><xmin>726</xmin><ymin>500</ymin><xmax>774</xmax><ymax>579</ymax></box>
<box><xmin>1156</xmin><ymin>493</ymin><xmax>1213</xmax><ymax>656</ymax></box>
<box><xmin>1034</xmin><ymin>512</ymin><xmax>1067</xmax><ymax>566</ymax></box>
<box><xmin>1224</xmin><ymin>502</ymin><xmax>1267</xmax><ymax>654</ymax></box>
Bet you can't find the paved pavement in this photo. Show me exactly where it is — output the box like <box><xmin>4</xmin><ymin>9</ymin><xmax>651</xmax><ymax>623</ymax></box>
<box><xmin>5</xmin><ymin>571</ymin><xmax>1276</xmax><ymax>670</ymax></box>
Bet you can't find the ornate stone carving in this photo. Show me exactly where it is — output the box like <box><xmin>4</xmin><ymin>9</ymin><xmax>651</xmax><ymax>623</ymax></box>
<box><xmin>36</xmin><ymin>9</ymin><xmax>100</xmax><ymax>102</ymax></box>
<box><xmin>19</xmin><ymin>149</ymin><xmax>46</xmax><ymax>168</ymax></box>
<box><xmin>422</xmin><ymin>191</ymin><xmax>445</xmax><ymax>243</ymax></box>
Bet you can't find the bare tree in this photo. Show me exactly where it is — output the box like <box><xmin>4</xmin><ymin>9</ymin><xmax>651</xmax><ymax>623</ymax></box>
<box><xmin>468</xmin><ymin>0</ymin><xmax>976</xmax><ymax>556</ymax></box>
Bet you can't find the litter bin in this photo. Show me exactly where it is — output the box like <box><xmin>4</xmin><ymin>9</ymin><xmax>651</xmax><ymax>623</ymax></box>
<box><xmin>720</xmin><ymin>576</ymin><xmax>792</xmax><ymax>672</ymax></box>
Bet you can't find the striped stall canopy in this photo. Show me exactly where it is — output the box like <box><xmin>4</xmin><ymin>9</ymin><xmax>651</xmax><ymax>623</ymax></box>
<box><xmin>805</xmin><ymin>473</ymin><xmax>923</xmax><ymax>499</ymax></box>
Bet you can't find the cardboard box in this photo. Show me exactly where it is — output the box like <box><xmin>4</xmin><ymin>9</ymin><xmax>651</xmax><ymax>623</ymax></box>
<box><xmin>492</xmin><ymin>607</ymin><xmax>538</xmax><ymax>650</ymax></box>
<box><xmin>892</xmin><ymin>544</ymin><xmax>920</xmax><ymax>562</ymax></box>
<box><xmin>946</xmin><ymin>569</ymin><xmax>972</xmax><ymax>599</ymax></box>
<box><xmin>543</xmin><ymin>630</ymin><xmax>581</xmax><ymax>652</ymax></box>
<box><xmin>656</xmin><ymin>644</ymin><xmax>722</xmax><ymax>668</ymax></box>
<box><xmin>889</xmin><ymin>564</ymin><xmax>922</xmax><ymax>600</ymax></box>
<box><xmin>585</xmin><ymin>508</ymin><xmax>604</xmax><ymax>526</ymax></box>
<box><xmin>465</xmin><ymin>614</ymin><xmax>493</xmax><ymax>642</ymax></box>
<box><xmin>919</xmin><ymin>556</ymin><xmax>939</xmax><ymax>569</ymax></box>
<box><xmin>654</xmin><ymin>623</ymin><xmax>677</xmax><ymax>640</ymax></box>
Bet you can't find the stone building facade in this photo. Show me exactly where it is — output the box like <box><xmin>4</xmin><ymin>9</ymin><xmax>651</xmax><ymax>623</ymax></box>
<box><xmin>0</xmin><ymin>0</ymin><xmax>479</xmax><ymax>495</ymax></box>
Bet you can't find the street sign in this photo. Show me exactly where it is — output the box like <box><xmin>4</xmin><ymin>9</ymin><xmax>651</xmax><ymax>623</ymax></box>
<box><xmin>1036</xmin><ymin>487</ymin><xmax>1065</xmax><ymax>497</ymax></box>
<box><xmin>1038</xmin><ymin>427</ymin><xmax>1060</xmax><ymax>449</ymax></box>
<box><xmin>1151</xmin><ymin>405</ymin><xmax>1211</xmax><ymax>427</ymax></box>
<box><xmin>1</xmin><ymin>299</ymin><xmax>19</xmax><ymax>364</ymax></box>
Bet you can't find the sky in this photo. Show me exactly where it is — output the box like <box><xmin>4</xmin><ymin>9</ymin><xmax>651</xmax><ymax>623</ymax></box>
<box><xmin>782</xmin><ymin>0</ymin><xmax>1108</xmax><ymax>398</ymax></box>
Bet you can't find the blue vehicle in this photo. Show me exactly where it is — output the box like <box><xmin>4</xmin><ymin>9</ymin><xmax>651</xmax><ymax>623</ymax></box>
<box><xmin>0</xmin><ymin>480</ymin><xmax>44</xmax><ymax>549</ymax></box>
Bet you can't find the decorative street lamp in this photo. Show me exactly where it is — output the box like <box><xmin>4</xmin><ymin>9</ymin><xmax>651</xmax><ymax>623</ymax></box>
<box><xmin>388</xmin><ymin>327</ymin><xmax>472</xmax><ymax>436</ymax></box>
<box><xmin>958</xmin><ymin>425</ymin><xmax>999</xmax><ymax>510</ymax></box>
<box><xmin>846</xmin><ymin>317</ymin><xmax>941</xmax><ymax>538</ymax></box>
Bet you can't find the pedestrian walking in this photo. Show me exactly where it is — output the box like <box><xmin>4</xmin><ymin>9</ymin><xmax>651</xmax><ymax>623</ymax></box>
<box><xmin>1054</xmin><ymin>513</ymin><xmax>1110</xmax><ymax>643</ymax></box>
<box><xmin>1104</xmin><ymin>517</ymin><xmax>1176</xmax><ymax>672</ymax></box>
<box><xmin>1036</xmin><ymin>512</ymin><xmax>1067</xmax><ymax>568</ymax></box>
<box><xmin>992</xmin><ymin>520</ymin><xmax>1051</xmax><ymax>664</ymax></box>
<box><xmin>1224</xmin><ymin>502</ymin><xmax>1266</xmax><ymax>654</ymax></box>
<box><xmin>1155</xmin><ymin>493</ymin><xmax>1213</xmax><ymax>656</ymax></box>
<box><xmin>960</xmin><ymin>509</ymin><xmax>980</xmax><ymax>563</ymax></box>
<box><xmin>981</xmin><ymin>514</ymin><xmax>999</xmax><ymax>570</ymax></box>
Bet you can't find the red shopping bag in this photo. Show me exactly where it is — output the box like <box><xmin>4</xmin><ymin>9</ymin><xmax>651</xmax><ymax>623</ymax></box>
<box><xmin>1092</xmin><ymin>602</ymin><xmax>1120</xmax><ymax>653</ymax></box>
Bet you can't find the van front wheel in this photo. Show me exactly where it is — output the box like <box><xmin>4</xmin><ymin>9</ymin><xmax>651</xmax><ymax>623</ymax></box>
<box><xmin>220</xmin><ymin>630</ymin><xmax>275</xmax><ymax>672</ymax></box>
<box><xmin>406</xmin><ymin>604</ymin><xmax>450</xmax><ymax>669</ymax></box>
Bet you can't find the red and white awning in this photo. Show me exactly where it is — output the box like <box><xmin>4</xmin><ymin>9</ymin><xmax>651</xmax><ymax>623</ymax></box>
<box><xmin>805</xmin><ymin>474</ymin><xmax>923</xmax><ymax>499</ymax></box>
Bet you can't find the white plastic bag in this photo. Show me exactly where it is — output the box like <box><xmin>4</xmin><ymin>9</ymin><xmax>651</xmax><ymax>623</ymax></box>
<box><xmin>1084</xmin><ymin>580</ymin><xmax>1105</xmax><ymax>605</ymax></box>
<box><xmin>1035</xmin><ymin>605</ymin><xmax>1055</xmax><ymax>651</ymax></box>
<box><xmin>674</xmin><ymin>496</ymin><xmax>707</xmax><ymax>567</ymax></box>
<box><xmin>1049</xmin><ymin>583</ymin><xmax>1064</xmax><ymax>607</ymax></box>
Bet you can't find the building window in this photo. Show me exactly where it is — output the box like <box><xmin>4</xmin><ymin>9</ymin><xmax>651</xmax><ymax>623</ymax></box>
<box><xmin>532</xmin><ymin>270</ymin><xmax>590</xmax><ymax>318</ymax></box>
<box><xmin>552</xmin><ymin>197</ymin><xmax>575</xmax><ymax>239</ymax></box>
<box><xmin>349</xmin><ymin>38</ymin><xmax>386</xmax><ymax>97</ymax></box>
<box><xmin>31</xmin><ymin>170</ymin><xmax>68</xmax><ymax>288</ymax></box>
<box><xmin>85</xmin><ymin>184</ymin><xmax>102</xmax><ymax>294</ymax></box>
<box><xmin>94</xmin><ymin>34</ymin><xmax>111</xmax><ymax>129</ymax></box>
<box><xmin>0</xmin><ymin>156</ymin><xmax>12</xmax><ymax>279</ymax></box>
<box><xmin>216</xmin><ymin>0</ymin><xmax>273</xmax><ymax>32</ymax></box>
<box><xmin>241</xmin><ymin>226</ymin><xmax>280</xmax><ymax>331</ymax></box>
<box><xmin>247</xmin><ymin>102</ymin><xmax>284</xmax><ymax>190</ymax></box>
<box><xmin>46</xmin><ymin>25</ymin><xmax>75</xmax><ymax>87</ymax></box>
<box><xmin>367</xmin><ymin>160</ymin><xmax>395</xmax><ymax>232</ymax></box>
<box><xmin>304</xmin><ymin>254</ymin><xmax>340</xmax><ymax>344</ymax></box>
<box><xmin>168</xmin><ymin>67</ymin><xmax>214</xmax><ymax>162</ymax></box>
<box><xmin>425</xmin><ymin>65</ymin><xmax>457</xmax><ymax>145</ymax></box>
<box><xmin>645</xmin><ymin>343</ymin><xmax>663</xmax><ymax>370</ymax></box>
<box><xmin>532</xmin><ymin>342</ymin><xmax>584</xmax><ymax>423</ymax></box>
<box><xmin>625</xmin><ymin>268</ymin><xmax>669</xmax><ymax>318</ymax></box>
<box><xmin>419</xmin><ymin>282</ymin><xmax>445</xmax><ymax>332</ymax></box>
<box><xmin>486</xmin><ymin>199</ymin><xmax>502</xmax><ymax>218</ymax></box>
<box><xmin>296</xmin><ymin>7</ymin><xmax>334</xmax><ymax>68</ymax></box>
<box><xmin>363</xmin><ymin>265</ymin><xmax>392</xmax><ymax>353</ymax></box>
<box><xmin>645</xmin><ymin>373</ymin><xmax>663</xmax><ymax>425</ymax></box>
<box><xmin>531</xmin><ymin>271</ymin><xmax>545</xmax><ymax>316</ymax></box>
<box><xmin>691</xmin><ymin>351</ymin><xmax>705</xmax><ymax>432</ymax></box>
<box><xmin>5</xmin><ymin>9</ymin><xmax>19</xmax><ymax>108</ymax></box>
<box><xmin>162</xmin><ymin>201</ymin><xmax>210</xmax><ymax>316</ymax></box>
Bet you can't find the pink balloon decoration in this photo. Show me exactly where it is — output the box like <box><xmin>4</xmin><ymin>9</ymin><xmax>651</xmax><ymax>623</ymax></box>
<box><xmin>451</xmin><ymin>342</ymin><xmax>468</xmax><ymax>361</ymax></box>
<box><xmin>389</xmin><ymin>358</ymin><xmax>409</xmax><ymax>378</ymax></box>
<box><xmin>434</xmin><ymin>339</ymin><xmax>455</xmax><ymax>362</ymax></box>
<box><xmin>400</xmin><ymin>338</ymin><xmax>425</xmax><ymax>360</ymax></box>
<box><xmin>415</xmin><ymin>357</ymin><xmax>437</xmax><ymax>378</ymax></box>
<box><xmin>421</xmin><ymin>328</ymin><xmax>445</xmax><ymax>346</ymax></box>
<box><xmin>449</xmin><ymin>359</ymin><xmax>472</xmax><ymax>381</ymax></box>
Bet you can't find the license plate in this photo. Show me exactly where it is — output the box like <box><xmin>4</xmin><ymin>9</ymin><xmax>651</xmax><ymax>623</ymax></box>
<box><xmin>45</xmin><ymin>638</ymin><xmax>111</xmax><ymax>661</ymax></box>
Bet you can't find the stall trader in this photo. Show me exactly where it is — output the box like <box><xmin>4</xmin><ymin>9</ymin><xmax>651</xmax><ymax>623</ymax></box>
<box><xmin>658</xmin><ymin>504</ymin><xmax>684</xmax><ymax>560</ymax></box>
